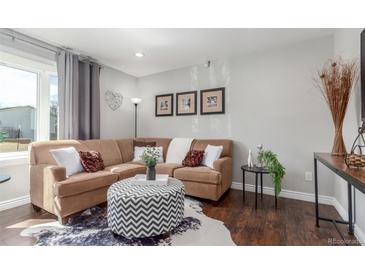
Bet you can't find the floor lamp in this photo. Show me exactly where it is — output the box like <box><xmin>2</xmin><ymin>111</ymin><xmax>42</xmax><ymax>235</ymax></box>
<box><xmin>131</xmin><ymin>98</ymin><xmax>142</xmax><ymax>138</ymax></box>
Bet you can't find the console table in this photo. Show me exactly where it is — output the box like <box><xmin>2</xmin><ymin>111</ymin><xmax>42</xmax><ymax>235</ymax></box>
<box><xmin>314</xmin><ymin>153</ymin><xmax>365</xmax><ymax>237</ymax></box>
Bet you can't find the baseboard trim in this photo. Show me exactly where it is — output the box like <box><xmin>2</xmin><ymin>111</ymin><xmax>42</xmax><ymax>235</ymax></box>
<box><xmin>0</xmin><ymin>195</ymin><xmax>30</xmax><ymax>212</ymax></box>
<box><xmin>231</xmin><ymin>181</ymin><xmax>334</xmax><ymax>205</ymax></box>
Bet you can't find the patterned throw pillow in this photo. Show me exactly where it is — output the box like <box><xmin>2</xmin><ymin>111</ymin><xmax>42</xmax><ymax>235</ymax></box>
<box><xmin>182</xmin><ymin>150</ymin><xmax>205</xmax><ymax>167</ymax></box>
<box><xmin>78</xmin><ymin>151</ymin><xmax>105</xmax><ymax>173</ymax></box>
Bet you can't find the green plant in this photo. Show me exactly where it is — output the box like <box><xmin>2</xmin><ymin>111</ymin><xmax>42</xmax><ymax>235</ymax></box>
<box><xmin>141</xmin><ymin>147</ymin><xmax>160</xmax><ymax>167</ymax></box>
<box><xmin>257</xmin><ymin>150</ymin><xmax>285</xmax><ymax>196</ymax></box>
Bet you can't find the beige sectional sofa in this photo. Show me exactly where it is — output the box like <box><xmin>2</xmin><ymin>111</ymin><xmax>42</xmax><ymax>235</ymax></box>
<box><xmin>29</xmin><ymin>137</ymin><xmax>233</xmax><ymax>223</ymax></box>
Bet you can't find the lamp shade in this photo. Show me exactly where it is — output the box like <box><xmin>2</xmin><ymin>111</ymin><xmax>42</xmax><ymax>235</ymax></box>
<box><xmin>130</xmin><ymin>97</ymin><xmax>142</xmax><ymax>105</ymax></box>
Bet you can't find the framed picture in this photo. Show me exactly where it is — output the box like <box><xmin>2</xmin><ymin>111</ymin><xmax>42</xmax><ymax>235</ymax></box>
<box><xmin>200</xmin><ymin>87</ymin><xmax>225</xmax><ymax>115</ymax></box>
<box><xmin>176</xmin><ymin>91</ymin><xmax>197</xmax><ymax>116</ymax></box>
<box><xmin>155</xmin><ymin>93</ymin><xmax>174</xmax><ymax>116</ymax></box>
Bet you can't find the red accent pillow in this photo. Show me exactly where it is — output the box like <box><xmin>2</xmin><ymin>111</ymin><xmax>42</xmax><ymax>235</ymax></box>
<box><xmin>182</xmin><ymin>150</ymin><xmax>205</xmax><ymax>167</ymax></box>
<box><xmin>78</xmin><ymin>151</ymin><xmax>105</xmax><ymax>172</ymax></box>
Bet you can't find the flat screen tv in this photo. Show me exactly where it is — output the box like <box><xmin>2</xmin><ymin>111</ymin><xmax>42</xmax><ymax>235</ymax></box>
<box><xmin>361</xmin><ymin>29</ymin><xmax>365</xmax><ymax>121</ymax></box>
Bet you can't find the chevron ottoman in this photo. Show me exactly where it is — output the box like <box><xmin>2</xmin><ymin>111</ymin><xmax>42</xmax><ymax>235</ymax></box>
<box><xmin>107</xmin><ymin>177</ymin><xmax>185</xmax><ymax>238</ymax></box>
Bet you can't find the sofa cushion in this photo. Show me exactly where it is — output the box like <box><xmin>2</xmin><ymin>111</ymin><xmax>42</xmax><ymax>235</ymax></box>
<box><xmin>105</xmin><ymin>163</ymin><xmax>146</xmax><ymax>180</ymax></box>
<box><xmin>142</xmin><ymin>138</ymin><xmax>172</xmax><ymax>160</ymax></box>
<box><xmin>124</xmin><ymin>160</ymin><xmax>145</xmax><ymax>166</ymax></box>
<box><xmin>133</xmin><ymin>139</ymin><xmax>156</xmax><ymax>148</ymax></box>
<box><xmin>54</xmin><ymin>171</ymin><xmax>118</xmax><ymax>197</ymax></box>
<box><xmin>79</xmin><ymin>150</ymin><xmax>105</xmax><ymax>172</ymax></box>
<box><xmin>81</xmin><ymin>139</ymin><xmax>122</xmax><ymax>167</ymax></box>
<box><xmin>50</xmin><ymin>147</ymin><xmax>84</xmax><ymax>177</ymax></box>
<box><xmin>191</xmin><ymin>139</ymin><xmax>232</xmax><ymax>158</ymax></box>
<box><xmin>155</xmin><ymin>163</ymin><xmax>183</xmax><ymax>176</ymax></box>
<box><xmin>182</xmin><ymin>150</ymin><xmax>205</xmax><ymax>167</ymax></box>
<box><xmin>174</xmin><ymin>166</ymin><xmax>221</xmax><ymax>185</ymax></box>
<box><xmin>166</xmin><ymin>138</ymin><xmax>194</xmax><ymax>164</ymax></box>
<box><xmin>115</xmin><ymin>138</ymin><xmax>134</xmax><ymax>163</ymax></box>
<box><xmin>30</xmin><ymin>140</ymin><xmax>88</xmax><ymax>165</ymax></box>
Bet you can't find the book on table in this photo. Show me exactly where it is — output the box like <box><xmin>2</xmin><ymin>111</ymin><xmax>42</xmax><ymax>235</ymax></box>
<box><xmin>130</xmin><ymin>174</ymin><xmax>169</xmax><ymax>186</ymax></box>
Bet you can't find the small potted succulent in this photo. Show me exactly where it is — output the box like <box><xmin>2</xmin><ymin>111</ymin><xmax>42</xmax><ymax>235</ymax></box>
<box><xmin>141</xmin><ymin>147</ymin><xmax>160</xmax><ymax>180</ymax></box>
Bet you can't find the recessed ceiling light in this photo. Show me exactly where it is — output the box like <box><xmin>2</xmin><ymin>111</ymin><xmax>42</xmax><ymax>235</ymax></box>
<box><xmin>135</xmin><ymin>52</ymin><xmax>144</xmax><ymax>58</ymax></box>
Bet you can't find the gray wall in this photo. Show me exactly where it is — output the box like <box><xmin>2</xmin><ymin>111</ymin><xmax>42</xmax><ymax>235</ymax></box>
<box><xmin>100</xmin><ymin>66</ymin><xmax>137</xmax><ymax>139</ymax></box>
<box><xmin>137</xmin><ymin>35</ymin><xmax>335</xmax><ymax>196</ymax></box>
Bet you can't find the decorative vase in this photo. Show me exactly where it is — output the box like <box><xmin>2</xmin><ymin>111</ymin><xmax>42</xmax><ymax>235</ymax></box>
<box><xmin>315</xmin><ymin>58</ymin><xmax>359</xmax><ymax>157</ymax></box>
<box><xmin>248</xmin><ymin>149</ymin><xmax>254</xmax><ymax>168</ymax></box>
<box><xmin>332</xmin><ymin>125</ymin><xmax>346</xmax><ymax>156</ymax></box>
<box><xmin>146</xmin><ymin>165</ymin><xmax>156</xmax><ymax>180</ymax></box>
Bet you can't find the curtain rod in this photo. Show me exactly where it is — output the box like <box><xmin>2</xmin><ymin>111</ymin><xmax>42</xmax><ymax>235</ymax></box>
<box><xmin>0</xmin><ymin>29</ymin><xmax>61</xmax><ymax>54</ymax></box>
<box><xmin>0</xmin><ymin>29</ymin><xmax>103</xmax><ymax>67</ymax></box>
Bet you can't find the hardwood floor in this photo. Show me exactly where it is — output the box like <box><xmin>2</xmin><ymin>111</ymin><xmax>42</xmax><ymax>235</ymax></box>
<box><xmin>0</xmin><ymin>189</ymin><xmax>360</xmax><ymax>246</ymax></box>
<box><xmin>203</xmin><ymin>189</ymin><xmax>359</xmax><ymax>245</ymax></box>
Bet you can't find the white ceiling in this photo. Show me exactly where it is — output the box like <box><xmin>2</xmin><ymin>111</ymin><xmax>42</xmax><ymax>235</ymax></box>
<box><xmin>16</xmin><ymin>28</ymin><xmax>334</xmax><ymax>77</ymax></box>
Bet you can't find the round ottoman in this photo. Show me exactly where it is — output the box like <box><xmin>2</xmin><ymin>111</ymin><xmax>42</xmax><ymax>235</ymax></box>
<box><xmin>107</xmin><ymin>177</ymin><xmax>185</xmax><ymax>238</ymax></box>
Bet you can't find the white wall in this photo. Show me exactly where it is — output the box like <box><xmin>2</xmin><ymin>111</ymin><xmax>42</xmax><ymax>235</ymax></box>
<box><xmin>333</xmin><ymin>28</ymin><xmax>365</xmax><ymax>242</ymax></box>
<box><xmin>100</xmin><ymin>66</ymin><xmax>137</xmax><ymax>139</ymax></box>
<box><xmin>0</xmin><ymin>159</ymin><xmax>30</xmax><ymax>210</ymax></box>
<box><xmin>137</xmin><ymin>36</ymin><xmax>335</xmax><ymax>196</ymax></box>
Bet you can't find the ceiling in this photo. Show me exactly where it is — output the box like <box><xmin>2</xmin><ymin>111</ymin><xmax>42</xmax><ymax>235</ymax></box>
<box><xmin>16</xmin><ymin>28</ymin><xmax>334</xmax><ymax>77</ymax></box>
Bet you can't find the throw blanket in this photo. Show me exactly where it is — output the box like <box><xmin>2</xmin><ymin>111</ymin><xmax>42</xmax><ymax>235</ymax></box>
<box><xmin>165</xmin><ymin>138</ymin><xmax>194</xmax><ymax>164</ymax></box>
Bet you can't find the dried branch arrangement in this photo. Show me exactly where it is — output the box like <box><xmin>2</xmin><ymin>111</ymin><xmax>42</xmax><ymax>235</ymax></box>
<box><xmin>315</xmin><ymin>58</ymin><xmax>359</xmax><ymax>155</ymax></box>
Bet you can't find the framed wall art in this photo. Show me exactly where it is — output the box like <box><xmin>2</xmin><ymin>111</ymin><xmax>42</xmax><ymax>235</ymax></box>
<box><xmin>155</xmin><ymin>93</ymin><xmax>174</xmax><ymax>116</ymax></box>
<box><xmin>176</xmin><ymin>91</ymin><xmax>197</xmax><ymax>116</ymax></box>
<box><xmin>200</xmin><ymin>87</ymin><xmax>225</xmax><ymax>115</ymax></box>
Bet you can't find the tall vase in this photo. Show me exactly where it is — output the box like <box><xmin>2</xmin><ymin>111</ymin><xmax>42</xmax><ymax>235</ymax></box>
<box><xmin>332</xmin><ymin>125</ymin><xmax>346</xmax><ymax>156</ymax></box>
<box><xmin>146</xmin><ymin>165</ymin><xmax>156</xmax><ymax>180</ymax></box>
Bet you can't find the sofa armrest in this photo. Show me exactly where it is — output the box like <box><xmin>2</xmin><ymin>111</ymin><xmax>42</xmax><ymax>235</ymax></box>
<box><xmin>44</xmin><ymin>165</ymin><xmax>66</xmax><ymax>183</ymax></box>
<box><xmin>213</xmin><ymin>157</ymin><xmax>232</xmax><ymax>172</ymax></box>
<box><xmin>213</xmin><ymin>157</ymin><xmax>232</xmax><ymax>191</ymax></box>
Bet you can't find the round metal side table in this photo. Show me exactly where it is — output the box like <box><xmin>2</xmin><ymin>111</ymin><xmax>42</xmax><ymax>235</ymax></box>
<box><xmin>241</xmin><ymin>165</ymin><xmax>277</xmax><ymax>209</ymax></box>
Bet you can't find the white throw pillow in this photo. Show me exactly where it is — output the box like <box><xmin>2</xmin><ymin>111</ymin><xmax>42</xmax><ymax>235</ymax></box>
<box><xmin>165</xmin><ymin>138</ymin><xmax>194</xmax><ymax>164</ymax></box>
<box><xmin>50</xmin><ymin>147</ymin><xmax>84</xmax><ymax>177</ymax></box>
<box><xmin>201</xmin><ymin>144</ymin><xmax>224</xmax><ymax>169</ymax></box>
<box><xmin>133</xmin><ymin>146</ymin><xmax>164</xmax><ymax>163</ymax></box>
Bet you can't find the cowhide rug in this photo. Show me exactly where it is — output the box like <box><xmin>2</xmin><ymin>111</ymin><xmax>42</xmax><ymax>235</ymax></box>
<box><xmin>21</xmin><ymin>198</ymin><xmax>235</xmax><ymax>246</ymax></box>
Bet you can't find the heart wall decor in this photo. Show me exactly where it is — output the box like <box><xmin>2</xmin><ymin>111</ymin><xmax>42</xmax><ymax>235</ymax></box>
<box><xmin>105</xmin><ymin>90</ymin><xmax>123</xmax><ymax>111</ymax></box>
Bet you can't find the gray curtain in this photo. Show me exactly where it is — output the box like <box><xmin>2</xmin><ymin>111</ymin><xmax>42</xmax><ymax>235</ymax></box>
<box><xmin>57</xmin><ymin>51</ymin><xmax>101</xmax><ymax>140</ymax></box>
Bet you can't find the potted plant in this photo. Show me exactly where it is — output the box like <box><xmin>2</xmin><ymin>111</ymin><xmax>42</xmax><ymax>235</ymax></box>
<box><xmin>141</xmin><ymin>147</ymin><xmax>161</xmax><ymax>180</ymax></box>
<box><xmin>257</xmin><ymin>150</ymin><xmax>285</xmax><ymax>196</ymax></box>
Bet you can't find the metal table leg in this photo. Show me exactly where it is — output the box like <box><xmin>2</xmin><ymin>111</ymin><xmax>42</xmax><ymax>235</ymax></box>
<box><xmin>348</xmin><ymin>183</ymin><xmax>354</xmax><ymax>235</ymax></box>
<box><xmin>314</xmin><ymin>158</ymin><xmax>319</xmax><ymax>227</ymax></box>
<box><xmin>260</xmin><ymin>172</ymin><xmax>263</xmax><ymax>200</ymax></box>
<box><xmin>255</xmin><ymin>173</ymin><xmax>258</xmax><ymax>209</ymax></box>
<box><xmin>242</xmin><ymin>169</ymin><xmax>245</xmax><ymax>202</ymax></box>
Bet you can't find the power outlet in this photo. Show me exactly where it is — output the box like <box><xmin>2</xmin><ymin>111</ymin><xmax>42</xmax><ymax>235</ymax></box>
<box><xmin>305</xmin><ymin>171</ymin><xmax>313</xmax><ymax>182</ymax></box>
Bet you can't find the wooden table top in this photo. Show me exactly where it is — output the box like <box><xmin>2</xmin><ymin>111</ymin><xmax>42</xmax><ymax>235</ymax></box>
<box><xmin>314</xmin><ymin>153</ymin><xmax>365</xmax><ymax>194</ymax></box>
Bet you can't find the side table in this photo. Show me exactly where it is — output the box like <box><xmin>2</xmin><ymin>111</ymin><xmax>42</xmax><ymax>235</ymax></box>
<box><xmin>0</xmin><ymin>175</ymin><xmax>11</xmax><ymax>184</ymax></box>
<box><xmin>241</xmin><ymin>165</ymin><xmax>277</xmax><ymax>209</ymax></box>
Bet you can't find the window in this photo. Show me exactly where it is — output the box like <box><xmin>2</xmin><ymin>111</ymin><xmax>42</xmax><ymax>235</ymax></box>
<box><xmin>0</xmin><ymin>51</ymin><xmax>58</xmax><ymax>153</ymax></box>
<box><xmin>49</xmin><ymin>75</ymin><xmax>58</xmax><ymax>140</ymax></box>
